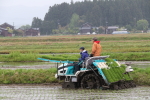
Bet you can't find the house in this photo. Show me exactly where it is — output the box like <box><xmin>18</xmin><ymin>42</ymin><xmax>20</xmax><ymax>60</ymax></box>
<box><xmin>0</xmin><ymin>23</ymin><xmax>14</xmax><ymax>30</ymax></box>
<box><xmin>25</xmin><ymin>28</ymin><xmax>40</xmax><ymax>36</ymax></box>
<box><xmin>0</xmin><ymin>22</ymin><xmax>14</xmax><ymax>37</ymax></box>
<box><xmin>79</xmin><ymin>23</ymin><xmax>92</xmax><ymax>34</ymax></box>
<box><xmin>0</xmin><ymin>27</ymin><xmax>13</xmax><ymax>37</ymax></box>
<box><xmin>107</xmin><ymin>26</ymin><xmax>119</xmax><ymax>34</ymax></box>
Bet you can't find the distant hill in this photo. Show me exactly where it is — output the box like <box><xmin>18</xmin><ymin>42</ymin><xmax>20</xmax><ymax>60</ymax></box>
<box><xmin>32</xmin><ymin>0</ymin><xmax>150</xmax><ymax>34</ymax></box>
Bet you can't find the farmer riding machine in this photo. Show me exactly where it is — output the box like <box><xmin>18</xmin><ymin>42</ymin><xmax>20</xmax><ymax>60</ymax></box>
<box><xmin>38</xmin><ymin>56</ymin><xmax>136</xmax><ymax>90</ymax></box>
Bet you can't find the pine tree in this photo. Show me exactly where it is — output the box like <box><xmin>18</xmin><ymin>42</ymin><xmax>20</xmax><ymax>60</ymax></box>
<box><xmin>33</xmin><ymin>0</ymin><xmax>150</xmax><ymax>34</ymax></box>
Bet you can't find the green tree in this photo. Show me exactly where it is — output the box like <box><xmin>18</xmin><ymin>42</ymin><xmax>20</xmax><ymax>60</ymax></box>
<box><xmin>68</xmin><ymin>13</ymin><xmax>80</xmax><ymax>34</ymax></box>
<box><xmin>20</xmin><ymin>25</ymin><xmax>31</xmax><ymax>30</ymax></box>
<box><xmin>69</xmin><ymin>13</ymin><xmax>80</xmax><ymax>28</ymax></box>
<box><xmin>137</xmin><ymin>19</ymin><xmax>149</xmax><ymax>31</ymax></box>
<box><xmin>98</xmin><ymin>26</ymin><xmax>105</xmax><ymax>34</ymax></box>
<box><xmin>13</xmin><ymin>29</ymin><xmax>24</xmax><ymax>36</ymax></box>
<box><xmin>35</xmin><ymin>0</ymin><xmax>150</xmax><ymax>34</ymax></box>
<box><xmin>125</xmin><ymin>25</ymin><xmax>132</xmax><ymax>31</ymax></box>
<box><xmin>31</xmin><ymin>17</ymin><xmax>42</xmax><ymax>28</ymax></box>
<box><xmin>40</xmin><ymin>21</ymin><xmax>57</xmax><ymax>35</ymax></box>
<box><xmin>6</xmin><ymin>27</ymin><xmax>13</xmax><ymax>33</ymax></box>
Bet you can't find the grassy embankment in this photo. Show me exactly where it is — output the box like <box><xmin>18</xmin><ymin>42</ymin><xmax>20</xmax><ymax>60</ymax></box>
<box><xmin>0</xmin><ymin>68</ymin><xmax>58</xmax><ymax>84</ymax></box>
<box><xmin>131</xmin><ymin>67</ymin><xmax>150</xmax><ymax>86</ymax></box>
<box><xmin>0</xmin><ymin>65</ymin><xmax>149</xmax><ymax>86</ymax></box>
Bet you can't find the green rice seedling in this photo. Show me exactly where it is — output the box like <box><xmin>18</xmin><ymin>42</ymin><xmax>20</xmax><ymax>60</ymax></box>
<box><xmin>102</xmin><ymin>58</ymin><xmax>133</xmax><ymax>83</ymax></box>
<box><xmin>130</xmin><ymin>67</ymin><xmax>150</xmax><ymax>86</ymax></box>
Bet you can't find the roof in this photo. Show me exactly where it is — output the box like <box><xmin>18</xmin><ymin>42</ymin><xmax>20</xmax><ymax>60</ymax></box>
<box><xmin>81</xmin><ymin>22</ymin><xmax>92</xmax><ymax>27</ymax></box>
<box><xmin>32</xmin><ymin>28</ymin><xmax>39</xmax><ymax>30</ymax></box>
<box><xmin>0</xmin><ymin>23</ymin><xmax>14</xmax><ymax>27</ymax></box>
<box><xmin>79</xmin><ymin>27</ymin><xmax>91</xmax><ymax>30</ymax></box>
<box><xmin>108</xmin><ymin>26</ymin><xmax>119</xmax><ymax>29</ymax></box>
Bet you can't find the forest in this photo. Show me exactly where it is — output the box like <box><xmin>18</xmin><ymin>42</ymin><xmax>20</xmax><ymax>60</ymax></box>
<box><xmin>31</xmin><ymin>0</ymin><xmax>150</xmax><ymax>35</ymax></box>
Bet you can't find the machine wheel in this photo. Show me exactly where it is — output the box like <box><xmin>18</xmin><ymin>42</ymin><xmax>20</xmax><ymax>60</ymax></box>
<box><xmin>81</xmin><ymin>74</ymin><xmax>100</xmax><ymax>89</ymax></box>
<box><xmin>113</xmin><ymin>84</ymin><xmax>119</xmax><ymax>90</ymax></box>
<box><xmin>120</xmin><ymin>83</ymin><xmax>126</xmax><ymax>89</ymax></box>
<box><xmin>125</xmin><ymin>82</ymin><xmax>131</xmax><ymax>88</ymax></box>
<box><xmin>130</xmin><ymin>81</ymin><xmax>136</xmax><ymax>87</ymax></box>
<box><xmin>62</xmin><ymin>82</ymin><xmax>76</xmax><ymax>89</ymax></box>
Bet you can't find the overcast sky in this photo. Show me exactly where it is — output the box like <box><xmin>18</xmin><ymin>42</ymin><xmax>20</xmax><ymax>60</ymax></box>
<box><xmin>0</xmin><ymin>0</ymin><xmax>83</xmax><ymax>28</ymax></box>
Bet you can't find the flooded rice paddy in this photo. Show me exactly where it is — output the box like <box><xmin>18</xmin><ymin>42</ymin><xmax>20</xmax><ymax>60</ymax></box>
<box><xmin>0</xmin><ymin>61</ymin><xmax>149</xmax><ymax>69</ymax></box>
<box><xmin>0</xmin><ymin>61</ymin><xmax>150</xmax><ymax>100</ymax></box>
<box><xmin>0</xmin><ymin>85</ymin><xmax>150</xmax><ymax>100</ymax></box>
<box><xmin>0</xmin><ymin>62</ymin><xmax>57</xmax><ymax>69</ymax></box>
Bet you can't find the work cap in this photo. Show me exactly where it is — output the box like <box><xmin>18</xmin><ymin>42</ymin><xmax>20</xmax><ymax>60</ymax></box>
<box><xmin>79</xmin><ymin>47</ymin><xmax>85</xmax><ymax>50</ymax></box>
<box><xmin>93</xmin><ymin>37</ymin><xmax>97</xmax><ymax>41</ymax></box>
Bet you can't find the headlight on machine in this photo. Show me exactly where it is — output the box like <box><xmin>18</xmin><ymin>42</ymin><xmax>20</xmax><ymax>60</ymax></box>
<box><xmin>55</xmin><ymin>74</ymin><xmax>58</xmax><ymax>78</ymax></box>
<box><xmin>126</xmin><ymin>66</ymin><xmax>134</xmax><ymax>72</ymax></box>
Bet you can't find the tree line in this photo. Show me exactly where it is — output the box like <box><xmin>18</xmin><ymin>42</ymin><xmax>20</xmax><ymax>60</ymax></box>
<box><xmin>31</xmin><ymin>0</ymin><xmax>150</xmax><ymax>35</ymax></box>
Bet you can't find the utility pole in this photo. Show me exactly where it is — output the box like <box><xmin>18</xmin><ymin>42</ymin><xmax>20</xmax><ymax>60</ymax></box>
<box><xmin>99</xmin><ymin>18</ymin><xmax>101</xmax><ymax>26</ymax></box>
<box><xmin>13</xmin><ymin>22</ymin><xmax>14</xmax><ymax>29</ymax></box>
<box><xmin>57</xmin><ymin>19</ymin><xmax>60</xmax><ymax>29</ymax></box>
<box><xmin>12</xmin><ymin>22</ymin><xmax>14</xmax><ymax>36</ymax></box>
<box><xmin>105</xmin><ymin>18</ymin><xmax>108</xmax><ymax>34</ymax></box>
<box><xmin>134</xmin><ymin>17</ymin><xmax>136</xmax><ymax>29</ymax></box>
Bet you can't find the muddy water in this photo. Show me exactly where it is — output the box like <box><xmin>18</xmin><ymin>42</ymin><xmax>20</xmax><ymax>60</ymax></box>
<box><xmin>120</xmin><ymin>61</ymin><xmax>150</xmax><ymax>69</ymax></box>
<box><xmin>0</xmin><ymin>85</ymin><xmax>149</xmax><ymax>100</ymax></box>
<box><xmin>0</xmin><ymin>61</ymin><xmax>150</xmax><ymax>69</ymax></box>
<box><xmin>0</xmin><ymin>62</ymin><xmax>58</xmax><ymax>69</ymax></box>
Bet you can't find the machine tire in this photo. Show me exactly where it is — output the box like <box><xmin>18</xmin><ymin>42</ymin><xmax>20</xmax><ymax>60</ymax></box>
<box><xmin>81</xmin><ymin>73</ymin><xmax>100</xmax><ymax>89</ymax></box>
<box><xmin>125</xmin><ymin>82</ymin><xmax>131</xmax><ymax>88</ymax></box>
<box><xmin>130</xmin><ymin>81</ymin><xmax>136</xmax><ymax>87</ymax></box>
<box><xmin>113</xmin><ymin>84</ymin><xmax>119</xmax><ymax>90</ymax></box>
<box><xmin>120</xmin><ymin>83</ymin><xmax>126</xmax><ymax>89</ymax></box>
<box><xmin>62</xmin><ymin>82</ymin><xmax>76</xmax><ymax>89</ymax></box>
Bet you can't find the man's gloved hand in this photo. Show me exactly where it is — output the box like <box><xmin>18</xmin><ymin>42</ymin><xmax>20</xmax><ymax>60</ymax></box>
<box><xmin>89</xmin><ymin>54</ymin><xmax>93</xmax><ymax>57</ymax></box>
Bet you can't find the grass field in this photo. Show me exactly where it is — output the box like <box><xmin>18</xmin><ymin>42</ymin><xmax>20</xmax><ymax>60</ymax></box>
<box><xmin>0</xmin><ymin>33</ymin><xmax>150</xmax><ymax>54</ymax></box>
<box><xmin>0</xmin><ymin>33</ymin><xmax>150</xmax><ymax>61</ymax></box>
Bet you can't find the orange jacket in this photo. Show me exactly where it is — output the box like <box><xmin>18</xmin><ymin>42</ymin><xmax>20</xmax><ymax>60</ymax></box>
<box><xmin>92</xmin><ymin>41</ymin><xmax>102</xmax><ymax>56</ymax></box>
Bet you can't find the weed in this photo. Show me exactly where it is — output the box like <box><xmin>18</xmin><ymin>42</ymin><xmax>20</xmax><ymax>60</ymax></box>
<box><xmin>0</xmin><ymin>68</ymin><xmax>57</xmax><ymax>84</ymax></box>
<box><xmin>131</xmin><ymin>67</ymin><xmax>150</xmax><ymax>86</ymax></box>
